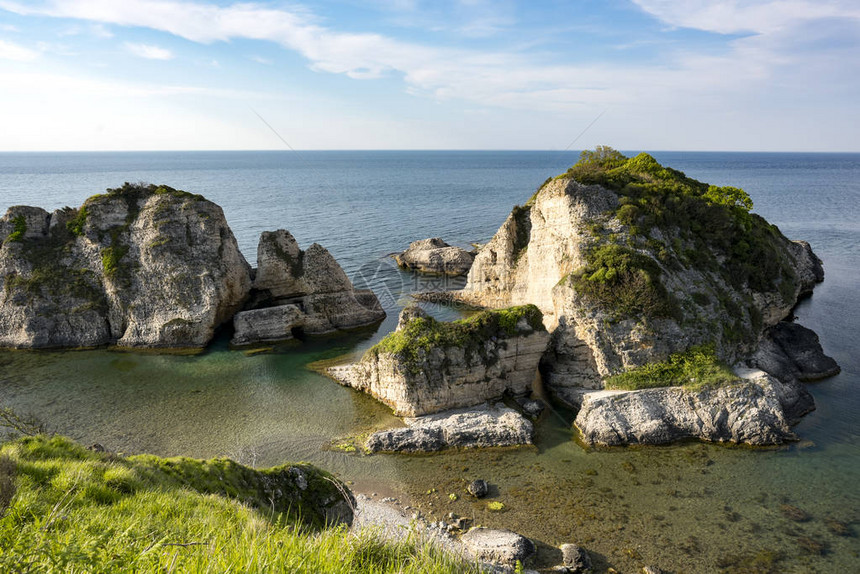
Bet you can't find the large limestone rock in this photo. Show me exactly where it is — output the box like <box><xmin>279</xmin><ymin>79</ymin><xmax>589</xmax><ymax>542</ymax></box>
<box><xmin>451</xmin><ymin>153</ymin><xmax>835</xmax><ymax>424</ymax></box>
<box><xmin>329</xmin><ymin>305</ymin><xmax>550</xmax><ymax>417</ymax></box>
<box><xmin>231</xmin><ymin>230</ymin><xmax>385</xmax><ymax>345</ymax></box>
<box><xmin>395</xmin><ymin>237</ymin><xmax>474</xmax><ymax>276</ymax></box>
<box><xmin>0</xmin><ymin>183</ymin><xmax>252</xmax><ymax>349</ymax></box>
<box><xmin>365</xmin><ymin>403</ymin><xmax>534</xmax><ymax>453</ymax></box>
<box><xmin>574</xmin><ymin>370</ymin><xmax>798</xmax><ymax>446</ymax></box>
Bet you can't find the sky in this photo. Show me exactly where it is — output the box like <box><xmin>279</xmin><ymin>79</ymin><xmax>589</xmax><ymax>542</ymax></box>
<box><xmin>0</xmin><ymin>0</ymin><xmax>858</xmax><ymax>151</ymax></box>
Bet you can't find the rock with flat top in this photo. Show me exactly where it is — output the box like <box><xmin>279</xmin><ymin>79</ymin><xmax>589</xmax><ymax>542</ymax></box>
<box><xmin>395</xmin><ymin>237</ymin><xmax>474</xmax><ymax>276</ymax></box>
<box><xmin>461</xmin><ymin>528</ymin><xmax>536</xmax><ymax>568</ymax></box>
<box><xmin>365</xmin><ymin>404</ymin><xmax>533</xmax><ymax>453</ymax></box>
<box><xmin>575</xmin><ymin>370</ymin><xmax>798</xmax><ymax>446</ymax></box>
<box><xmin>329</xmin><ymin>305</ymin><xmax>549</xmax><ymax>417</ymax></box>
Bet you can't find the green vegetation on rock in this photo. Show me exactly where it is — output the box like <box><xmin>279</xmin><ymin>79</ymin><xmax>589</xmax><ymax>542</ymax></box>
<box><xmin>100</xmin><ymin>245</ymin><xmax>129</xmax><ymax>279</ymax></box>
<box><xmin>569</xmin><ymin>244</ymin><xmax>674</xmax><ymax>320</ymax></box>
<box><xmin>5</xmin><ymin>216</ymin><xmax>26</xmax><ymax>243</ymax></box>
<box><xmin>0</xmin><ymin>435</ymin><xmax>477</xmax><ymax>573</ymax></box>
<box><xmin>603</xmin><ymin>344</ymin><xmax>738</xmax><ymax>391</ymax></box>
<box><xmin>66</xmin><ymin>206</ymin><xmax>88</xmax><ymax>236</ymax></box>
<box><xmin>365</xmin><ymin>305</ymin><xmax>545</xmax><ymax>371</ymax></box>
<box><xmin>560</xmin><ymin>147</ymin><xmax>800</xmax><ymax>319</ymax></box>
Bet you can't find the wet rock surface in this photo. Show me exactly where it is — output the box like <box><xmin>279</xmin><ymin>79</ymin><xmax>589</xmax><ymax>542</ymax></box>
<box><xmin>460</xmin><ymin>527</ymin><xmax>536</xmax><ymax>568</ymax></box>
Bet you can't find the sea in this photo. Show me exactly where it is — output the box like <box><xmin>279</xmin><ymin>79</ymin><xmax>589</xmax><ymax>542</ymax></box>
<box><xmin>0</xmin><ymin>151</ymin><xmax>857</xmax><ymax>572</ymax></box>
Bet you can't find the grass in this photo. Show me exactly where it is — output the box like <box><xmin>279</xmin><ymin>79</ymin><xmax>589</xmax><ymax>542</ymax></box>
<box><xmin>364</xmin><ymin>305</ymin><xmax>545</xmax><ymax>373</ymax></box>
<box><xmin>603</xmin><ymin>344</ymin><xmax>739</xmax><ymax>391</ymax></box>
<box><xmin>0</xmin><ymin>435</ymin><xmax>480</xmax><ymax>573</ymax></box>
<box><xmin>5</xmin><ymin>215</ymin><xmax>26</xmax><ymax>243</ymax></box>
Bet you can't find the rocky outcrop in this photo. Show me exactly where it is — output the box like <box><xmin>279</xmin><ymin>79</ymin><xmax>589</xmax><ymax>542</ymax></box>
<box><xmin>395</xmin><ymin>238</ymin><xmax>474</xmax><ymax>275</ymax></box>
<box><xmin>328</xmin><ymin>305</ymin><xmax>549</xmax><ymax>417</ymax></box>
<box><xmin>0</xmin><ymin>183</ymin><xmax>251</xmax><ymax>349</ymax></box>
<box><xmin>447</xmin><ymin>150</ymin><xmax>838</xmax><ymax>445</ymax></box>
<box><xmin>559</xmin><ymin>543</ymin><xmax>593</xmax><ymax>574</ymax></box>
<box><xmin>364</xmin><ymin>404</ymin><xmax>533</xmax><ymax>453</ymax></box>
<box><xmin>231</xmin><ymin>230</ymin><xmax>385</xmax><ymax>345</ymax></box>
<box><xmin>750</xmin><ymin>321</ymin><xmax>840</xmax><ymax>384</ymax></box>
<box><xmin>574</xmin><ymin>370</ymin><xmax>798</xmax><ymax>446</ymax></box>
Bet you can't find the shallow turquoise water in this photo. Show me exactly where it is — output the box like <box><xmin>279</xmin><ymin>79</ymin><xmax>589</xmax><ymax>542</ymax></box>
<box><xmin>0</xmin><ymin>151</ymin><xmax>858</xmax><ymax>572</ymax></box>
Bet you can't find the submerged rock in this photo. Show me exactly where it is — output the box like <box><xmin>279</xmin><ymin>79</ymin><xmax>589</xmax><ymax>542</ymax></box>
<box><xmin>0</xmin><ymin>183</ymin><xmax>252</xmax><ymax>349</ymax></box>
<box><xmin>559</xmin><ymin>543</ymin><xmax>592</xmax><ymax>573</ymax></box>
<box><xmin>467</xmin><ymin>479</ymin><xmax>489</xmax><ymax>498</ymax></box>
<box><xmin>231</xmin><ymin>230</ymin><xmax>385</xmax><ymax>345</ymax></box>
<box><xmin>461</xmin><ymin>527</ymin><xmax>536</xmax><ymax>568</ymax></box>
<box><xmin>395</xmin><ymin>237</ymin><xmax>474</xmax><ymax>276</ymax></box>
<box><xmin>328</xmin><ymin>305</ymin><xmax>549</xmax><ymax>416</ymax></box>
<box><xmin>574</xmin><ymin>370</ymin><xmax>797</xmax><ymax>446</ymax></box>
<box><xmin>365</xmin><ymin>404</ymin><xmax>533</xmax><ymax>453</ymax></box>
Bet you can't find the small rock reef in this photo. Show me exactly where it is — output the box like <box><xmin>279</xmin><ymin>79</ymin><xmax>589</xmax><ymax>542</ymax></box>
<box><xmin>395</xmin><ymin>237</ymin><xmax>474</xmax><ymax>276</ymax></box>
<box><xmin>0</xmin><ymin>183</ymin><xmax>384</xmax><ymax>350</ymax></box>
<box><xmin>231</xmin><ymin>230</ymin><xmax>384</xmax><ymax>345</ymax></box>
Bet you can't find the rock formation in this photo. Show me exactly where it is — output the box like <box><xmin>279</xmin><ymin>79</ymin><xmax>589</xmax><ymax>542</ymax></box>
<box><xmin>328</xmin><ymin>305</ymin><xmax>549</xmax><ymax>417</ymax></box>
<box><xmin>574</xmin><ymin>370</ymin><xmax>797</xmax><ymax>446</ymax></box>
<box><xmin>0</xmin><ymin>184</ymin><xmax>386</xmax><ymax>351</ymax></box>
<box><xmin>460</xmin><ymin>528</ymin><xmax>536</xmax><ymax>569</ymax></box>
<box><xmin>231</xmin><ymin>230</ymin><xmax>385</xmax><ymax>345</ymax></box>
<box><xmin>0</xmin><ymin>183</ymin><xmax>251</xmax><ymax>349</ymax></box>
<box><xmin>364</xmin><ymin>403</ymin><xmax>533</xmax><ymax>453</ymax></box>
<box><xmin>395</xmin><ymin>237</ymin><xmax>475</xmax><ymax>275</ymax></box>
<box><xmin>448</xmin><ymin>148</ymin><xmax>839</xmax><ymax>445</ymax></box>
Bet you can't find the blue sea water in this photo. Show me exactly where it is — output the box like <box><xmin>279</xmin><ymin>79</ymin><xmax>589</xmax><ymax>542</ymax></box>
<box><xmin>0</xmin><ymin>151</ymin><xmax>857</xmax><ymax>572</ymax></box>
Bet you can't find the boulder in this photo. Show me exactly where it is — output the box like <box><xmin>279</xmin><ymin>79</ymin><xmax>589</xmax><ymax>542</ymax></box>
<box><xmin>467</xmin><ymin>479</ymin><xmax>489</xmax><ymax>498</ymax></box>
<box><xmin>328</xmin><ymin>305</ymin><xmax>549</xmax><ymax>416</ymax></box>
<box><xmin>560</xmin><ymin>543</ymin><xmax>592</xmax><ymax>573</ymax></box>
<box><xmin>461</xmin><ymin>528</ymin><xmax>536</xmax><ymax>568</ymax></box>
<box><xmin>0</xmin><ymin>183</ymin><xmax>252</xmax><ymax>349</ymax></box>
<box><xmin>750</xmin><ymin>321</ymin><xmax>840</xmax><ymax>383</ymax></box>
<box><xmin>395</xmin><ymin>237</ymin><xmax>474</xmax><ymax>276</ymax></box>
<box><xmin>365</xmin><ymin>404</ymin><xmax>533</xmax><ymax>453</ymax></box>
<box><xmin>574</xmin><ymin>370</ymin><xmax>797</xmax><ymax>446</ymax></box>
<box><xmin>231</xmin><ymin>230</ymin><xmax>385</xmax><ymax>345</ymax></box>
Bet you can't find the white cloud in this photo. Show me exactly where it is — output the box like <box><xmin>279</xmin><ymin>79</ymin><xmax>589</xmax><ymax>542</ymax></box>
<box><xmin>0</xmin><ymin>39</ymin><xmax>39</xmax><ymax>61</ymax></box>
<box><xmin>631</xmin><ymin>0</ymin><xmax>860</xmax><ymax>34</ymax></box>
<box><xmin>124</xmin><ymin>42</ymin><xmax>173</xmax><ymax>60</ymax></box>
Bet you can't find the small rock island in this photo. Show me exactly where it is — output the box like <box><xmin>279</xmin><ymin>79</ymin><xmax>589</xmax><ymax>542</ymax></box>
<box><xmin>395</xmin><ymin>237</ymin><xmax>475</xmax><ymax>275</ymax></box>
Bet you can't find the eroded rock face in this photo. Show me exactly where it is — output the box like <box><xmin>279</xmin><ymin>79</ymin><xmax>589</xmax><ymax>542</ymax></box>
<box><xmin>0</xmin><ymin>184</ymin><xmax>252</xmax><ymax>349</ymax></box>
<box><xmin>574</xmin><ymin>370</ymin><xmax>798</xmax><ymax>446</ymax></box>
<box><xmin>231</xmin><ymin>230</ymin><xmax>385</xmax><ymax>345</ymax></box>
<box><xmin>364</xmin><ymin>404</ymin><xmax>533</xmax><ymax>453</ymax></box>
<box><xmin>328</xmin><ymin>305</ymin><xmax>549</xmax><ymax>417</ymax></box>
<box><xmin>395</xmin><ymin>237</ymin><xmax>475</xmax><ymax>276</ymax></box>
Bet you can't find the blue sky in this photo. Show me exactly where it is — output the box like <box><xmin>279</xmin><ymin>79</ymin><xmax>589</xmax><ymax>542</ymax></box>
<box><xmin>0</xmin><ymin>0</ymin><xmax>858</xmax><ymax>151</ymax></box>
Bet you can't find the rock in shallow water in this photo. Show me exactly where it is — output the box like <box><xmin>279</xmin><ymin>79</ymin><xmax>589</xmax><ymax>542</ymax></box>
<box><xmin>559</xmin><ymin>543</ymin><xmax>592</xmax><ymax>573</ymax></box>
<box><xmin>574</xmin><ymin>370</ymin><xmax>798</xmax><ymax>446</ymax></box>
<box><xmin>365</xmin><ymin>404</ymin><xmax>533</xmax><ymax>453</ymax></box>
<box><xmin>460</xmin><ymin>527</ymin><xmax>535</xmax><ymax>567</ymax></box>
<box><xmin>467</xmin><ymin>479</ymin><xmax>489</xmax><ymax>498</ymax></box>
<box><xmin>231</xmin><ymin>230</ymin><xmax>385</xmax><ymax>345</ymax></box>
